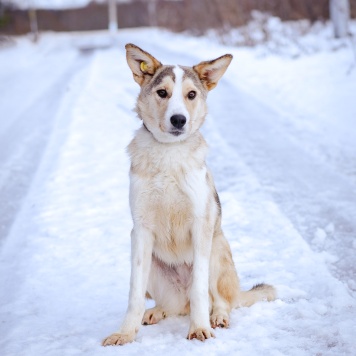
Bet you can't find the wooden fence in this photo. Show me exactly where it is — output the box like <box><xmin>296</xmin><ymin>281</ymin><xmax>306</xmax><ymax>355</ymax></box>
<box><xmin>1</xmin><ymin>0</ymin><xmax>356</xmax><ymax>35</ymax></box>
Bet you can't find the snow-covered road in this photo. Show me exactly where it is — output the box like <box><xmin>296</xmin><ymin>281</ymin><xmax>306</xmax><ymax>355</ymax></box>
<box><xmin>0</xmin><ymin>28</ymin><xmax>355</xmax><ymax>355</ymax></box>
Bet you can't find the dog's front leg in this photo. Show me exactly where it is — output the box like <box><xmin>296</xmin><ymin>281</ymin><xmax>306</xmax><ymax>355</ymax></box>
<box><xmin>102</xmin><ymin>227</ymin><xmax>153</xmax><ymax>346</ymax></box>
<box><xmin>187</xmin><ymin>221</ymin><xmax>215</xmax><ymax>341</ymax></box>
<box><xmin>183</xmin><ymin>169</ymin><xmax>215</xmax><ymax>341</ymax></box>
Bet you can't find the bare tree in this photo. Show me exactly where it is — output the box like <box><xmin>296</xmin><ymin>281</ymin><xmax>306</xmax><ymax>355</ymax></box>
<box><xmin>330</xmin><ymin>0</ymin><xmax>350</xmax><ymax>38</ymax></box>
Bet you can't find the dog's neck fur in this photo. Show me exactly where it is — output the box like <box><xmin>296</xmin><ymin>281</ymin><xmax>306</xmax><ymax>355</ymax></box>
<box><xmin>142</xmin><ymin>122</ymin><xmax>150</xmax><ymax>134</ymax></box>
<box><xmin>128</xmin><ymin>126</ymin><xmax>208</xmax><ymax>177</ymax></box>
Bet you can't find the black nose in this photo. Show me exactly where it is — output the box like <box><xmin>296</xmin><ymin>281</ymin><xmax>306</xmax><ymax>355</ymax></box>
<box><xmin>170</xmin><ymin>114</ymin><xmax>186</xmax><ymax>129</ymax></box>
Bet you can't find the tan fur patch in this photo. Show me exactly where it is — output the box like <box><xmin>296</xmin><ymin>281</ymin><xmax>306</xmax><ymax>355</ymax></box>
<box><xmin>135</xmin><ymin>71</ymin><xmax>176</xmax><ymax>135</ymax></box>
<box><xmin>216</xmin><ymin>254</ymin><xmax>239</xmax><ymax>304</ymax></box>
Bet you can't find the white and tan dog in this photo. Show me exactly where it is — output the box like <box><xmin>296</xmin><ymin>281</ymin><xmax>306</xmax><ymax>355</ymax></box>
<box><xmin>102</xmin><ymin>44</ymin><xmax>276</xmax><ymax>346</ymax></box>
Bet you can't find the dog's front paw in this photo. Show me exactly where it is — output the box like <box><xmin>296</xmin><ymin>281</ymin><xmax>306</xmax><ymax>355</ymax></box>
<box><xmin>102</xmin><ymin>332</ymin><xmax>135</xmax><ymax>346</ymax></box>
<box><xmin>187</xmin><ymin>327</ymin><xmax>215</xmax><ymax>341</ymax></box>
<box><xmin>210</xmin><ymin>313</ymin><xmax>229</xmax><ymax>329</ymax></box>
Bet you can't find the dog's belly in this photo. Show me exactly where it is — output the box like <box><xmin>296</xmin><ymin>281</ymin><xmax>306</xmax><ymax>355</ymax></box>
<box><xmin>152</xmin><ymin>254</ymin><xmax>193</xmax><ymax>291</ymax></box>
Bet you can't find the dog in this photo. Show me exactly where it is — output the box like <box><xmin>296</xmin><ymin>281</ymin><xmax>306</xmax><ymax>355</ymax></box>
<box><xmin>102</xmin><ymin>44</ymin><xmax>276</xmax><ymax>346</ymax></box>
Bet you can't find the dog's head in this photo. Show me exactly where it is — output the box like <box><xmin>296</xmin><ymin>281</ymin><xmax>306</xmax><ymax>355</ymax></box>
<box><xmin>125</xmin><ymin>43</ymin><xmax>232</xmax><ymax>143</ymax></box>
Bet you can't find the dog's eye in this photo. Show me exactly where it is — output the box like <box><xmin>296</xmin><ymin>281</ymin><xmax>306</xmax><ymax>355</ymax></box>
<box><xmin>187</xmin><ymin>91</ymin><xmax>196</xmax><ymax>100</ymax></box>
<box><xmin>157</xmin><ymin>89</ymin><xmax>168</xmax><ymax>98</ymax></box>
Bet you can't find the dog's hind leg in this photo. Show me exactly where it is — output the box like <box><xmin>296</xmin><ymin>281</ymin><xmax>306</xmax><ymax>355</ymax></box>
<box><xmin>209</xmin><ymin>229</ymin><xmax>240</xmax><ymax>329</ymax></box>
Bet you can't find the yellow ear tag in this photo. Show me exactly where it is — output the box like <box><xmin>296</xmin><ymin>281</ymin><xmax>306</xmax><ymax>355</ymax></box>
<box><xmin>140</xmin><ymin>61</ymin><xmax>148</xmax><ymax>72</ymax></box>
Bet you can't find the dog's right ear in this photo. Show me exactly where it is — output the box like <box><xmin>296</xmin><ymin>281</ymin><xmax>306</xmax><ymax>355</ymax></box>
<box><xmin>125</xmin><ymin>43</ymin><xmax>162</xmax><ymax>86</ymax></box>
<box><xmin>193</xmin><ymin>54</ymin><xmax>233</xmax><ymax>91</ymax></box>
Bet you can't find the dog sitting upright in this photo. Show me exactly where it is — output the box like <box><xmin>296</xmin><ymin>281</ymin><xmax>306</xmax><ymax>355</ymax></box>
<box><xmin>102</xmin><ymin>44</ymin><xmax>276</xmax><ymax>346</ymax></box>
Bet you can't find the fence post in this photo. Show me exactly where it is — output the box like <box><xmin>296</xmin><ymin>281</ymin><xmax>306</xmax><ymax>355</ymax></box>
<box><xmin>330</xmin><ymin>0</ymin><xmax>350</xmax><ymax>38</ymax></box>
<box><xmin>28</xmin><ymin>7</ymin><xmax>38</xmax><ymax>42</ymax></box>
<box><xmin>108</xmin><ymin>0</ymin><xmax>118</xmax><ymax>33</ymax></box>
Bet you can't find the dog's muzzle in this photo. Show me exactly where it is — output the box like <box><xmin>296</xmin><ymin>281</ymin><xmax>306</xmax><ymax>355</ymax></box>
<box><xmin>170</xmin><ymin>114</ymin><xmax>186</xmax><ymax>136</ymax></box>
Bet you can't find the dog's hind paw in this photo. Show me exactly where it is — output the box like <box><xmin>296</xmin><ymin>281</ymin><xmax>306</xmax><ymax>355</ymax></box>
<box><xmin>187</xmin><ymin>327</ymin><xmax>215</xmax><ymax>341</ymax></box>
<box><xmin>210</xmin><ymin>313</ymin><xmax>230</xmax><ymax>329</ymax></box>
<box><xmin>142</xmin><ymin>306</ymin><xmax>167</xmax><ymax>325</ymax></box>
<box><xmin>102</xmin><ymin>332</ymin><xmax>135</xmax><ymax>346</ymax></box>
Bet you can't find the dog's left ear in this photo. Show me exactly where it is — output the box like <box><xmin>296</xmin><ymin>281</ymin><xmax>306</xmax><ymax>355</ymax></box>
<box><xmin>125</xmin><ymin>43</ymin><xmax>162</xmax><ymax>86</ymax></box>
<box><xmin>193</xmin><ymin>54</ymin><xmax>233</xmax><ymax>91</ymax></box>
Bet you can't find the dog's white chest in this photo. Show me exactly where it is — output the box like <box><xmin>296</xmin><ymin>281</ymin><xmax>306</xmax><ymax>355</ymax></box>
<box><xmin>128</xmin><ymin>128</ymin><xmax>211</xmax><ymax>264</ymax></box>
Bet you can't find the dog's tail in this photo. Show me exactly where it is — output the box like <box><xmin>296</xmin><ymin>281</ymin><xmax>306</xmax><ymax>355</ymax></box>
<box><xmin>235</xmin><ymin>283</ymin><xmax>276</xmax><ymax>308</ymax></box>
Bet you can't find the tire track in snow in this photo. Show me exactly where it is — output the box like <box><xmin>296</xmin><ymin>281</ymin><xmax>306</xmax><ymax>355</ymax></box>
<box><xmin>0</xmin><ymin>51</ymin><xmax>93</xmax><ymax>243</ymax></box>
<box><xmin>202</xmin><ymin>114</ymin><xmax>356</xmax><ymax>355</ymax></box>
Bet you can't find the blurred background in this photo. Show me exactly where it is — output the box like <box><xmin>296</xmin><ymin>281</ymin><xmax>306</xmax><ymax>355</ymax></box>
<box><xmin>1</xmin><ymin>0</ymin><xmax>355</xmax><ymax>39</ymax></box>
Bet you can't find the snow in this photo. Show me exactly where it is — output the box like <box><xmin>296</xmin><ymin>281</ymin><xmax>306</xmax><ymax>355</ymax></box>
<box><xmin>0</xmin><ymin>21</ymin><xmax>356</xmax><ymax>355</ymax></box>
